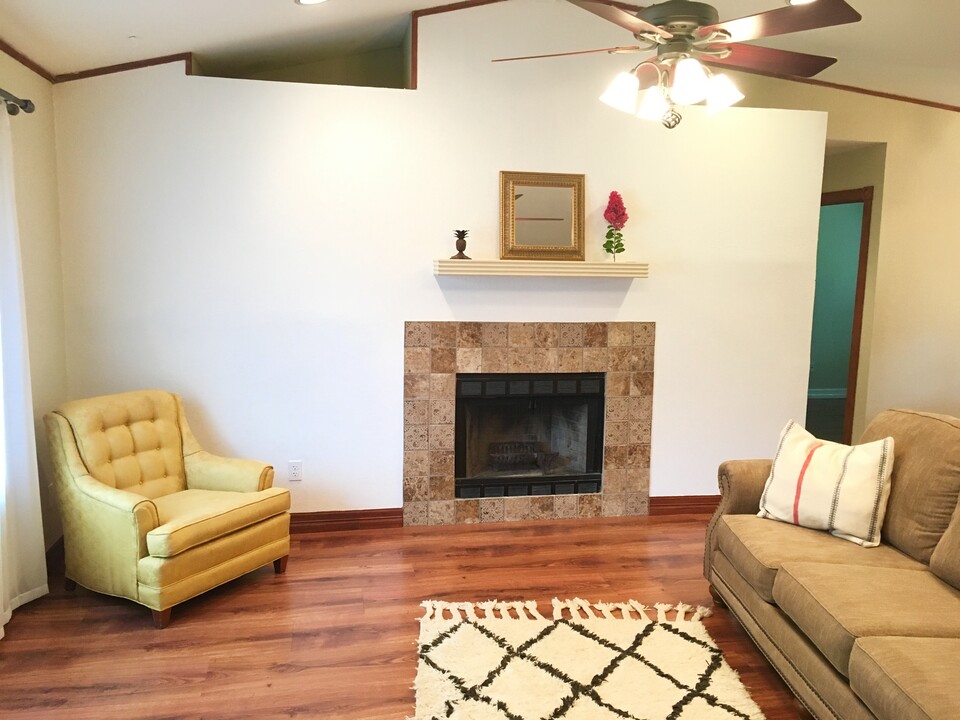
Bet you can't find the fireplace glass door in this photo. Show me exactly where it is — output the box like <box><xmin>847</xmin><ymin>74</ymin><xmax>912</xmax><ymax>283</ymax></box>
<box><xmin>455</xmin><ymin>373</ymin><xmax>604</xmax><ymax>498</ymax></box>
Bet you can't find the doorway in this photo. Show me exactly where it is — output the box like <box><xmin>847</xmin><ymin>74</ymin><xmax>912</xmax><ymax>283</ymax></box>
<box><xmin>805</xmin><ymin>188</ymin><xmax>873</xmax><ymax>443</ymax></box>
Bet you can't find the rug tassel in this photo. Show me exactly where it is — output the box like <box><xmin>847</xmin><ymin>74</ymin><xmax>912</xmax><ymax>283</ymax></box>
<box><xmin>594</xmin><ymin>602</ymin><xmax>616</xmax><ymax>619</ymax></box>
<box><xmin>627</xmin><ymin>600</ymin><xmax>650</xmax><ymax>621</ymax></box>
<box><xmin>692</xmin><ymin>605</ymin><xmax>713</xmax><ymax>621</ymax></box>
<box><xmin>422</xmin><ymin>599</ymin><xmax>714</xmax><ymax>623</ymax></box>
<box><xmin>478</xmin><ymin>600</ymin><xmax>498</xmax><ymax>619</ymax></box>
<box><xmin>654</xmin><ymin>603</ymin><xmax>673</xmax><ymax>622</ymax></box>
<box><xmin>524</xmin><ymin>600</ymin><xmax>544</xmax><ymax>620</ymax></box>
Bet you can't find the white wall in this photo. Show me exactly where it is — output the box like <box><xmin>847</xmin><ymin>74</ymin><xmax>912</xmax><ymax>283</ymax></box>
<box><xmin>1</xmin><ymin>51</ymin><xmax>67</xmax><ymax>546</ymax></box>
<box><xmin>51</xmin><ymin>0</ymin><xmax>826</xmax><ymax>510</ymax></box>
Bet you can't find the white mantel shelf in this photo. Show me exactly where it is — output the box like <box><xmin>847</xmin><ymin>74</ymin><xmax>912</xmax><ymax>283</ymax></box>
<box><xmin>433</xmin><ymin>259</ymin><xmax>649</xmax><ymax>278</ymax></box>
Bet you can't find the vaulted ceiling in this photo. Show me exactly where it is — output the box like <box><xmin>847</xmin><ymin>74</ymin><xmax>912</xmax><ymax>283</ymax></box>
<box><xmin>1</xmin><ymin>1</ymin><xmax>958</xmax><ymax>108</ymax></box>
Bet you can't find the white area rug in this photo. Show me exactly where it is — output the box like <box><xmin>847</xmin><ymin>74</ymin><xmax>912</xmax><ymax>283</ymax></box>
<box><xmin>411</xmin><ymin>598</ymin><xmax>765</xmax><ymax>720</ymax></box>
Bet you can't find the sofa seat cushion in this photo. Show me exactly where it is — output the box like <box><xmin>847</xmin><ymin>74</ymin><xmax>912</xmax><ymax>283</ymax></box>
<box><xmin>849</xmin><ymin>637</ymin><xmax>960</xmax><ymax>720</ymax></box>
<box><xmin>146</xmin><ymin>488</ymin><xmax>290</xmax><ymax>558</ymax></box>
<box><xmin>715</xmin><ymin>515</ymin><xmax>924</xmax><ymax>602</ymax></box>
<box><xmin>772</xmin><ymin>563</ymin><xmax>960</xmax><ymax>677</ymax></box>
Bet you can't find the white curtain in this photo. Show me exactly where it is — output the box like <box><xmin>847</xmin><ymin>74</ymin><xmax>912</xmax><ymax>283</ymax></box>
<box><xmin>0</xmin><ymin>108</ymin><xmax>49</xmax><ymax>639</ymax></box>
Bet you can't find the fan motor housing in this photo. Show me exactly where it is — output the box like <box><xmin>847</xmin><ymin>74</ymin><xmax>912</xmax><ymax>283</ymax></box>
<box><xmin>637</xmin><ymin>0</ymin><xmax>720</xmax><ymax>37</ymax></box>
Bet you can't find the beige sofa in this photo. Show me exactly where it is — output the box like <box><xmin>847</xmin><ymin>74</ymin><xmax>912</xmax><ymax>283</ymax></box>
<box><xmin>704</xmin><ymin>409</ymin><xmax>960</xmax><ymax>720</ymax></box>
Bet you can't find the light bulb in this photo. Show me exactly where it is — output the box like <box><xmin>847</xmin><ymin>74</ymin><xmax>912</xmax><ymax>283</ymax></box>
<box><xmin>636</xmin><ymin>87</ymin><xmax>669</xmax><ymax>121</ymax></box>
<box><xmin>706</xmin><ymin>74</ymin><xmax>745</xmax><ymax>114</ymax></box>
<box><xmin>669</xmin><ymin>57</ymin><xmax>710</xmax><ymax>105</ymax></box>
<box><xmin>599</xmin><ymin>71</ymin><xmax>640</xmax><ymax>114</ymax></box>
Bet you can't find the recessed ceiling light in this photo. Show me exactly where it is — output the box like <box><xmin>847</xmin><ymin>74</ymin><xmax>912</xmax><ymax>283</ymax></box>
<box><xmin>296</xmin><ymin>0</ymin><xmax>329</xmax><ymax>5</ymax></box>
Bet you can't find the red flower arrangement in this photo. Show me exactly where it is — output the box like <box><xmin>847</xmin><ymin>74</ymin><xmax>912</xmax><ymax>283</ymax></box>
<box><xmin>603</xmin><ymin>191</ymin><xmax>628</xmax><ymax>260</ymax></box>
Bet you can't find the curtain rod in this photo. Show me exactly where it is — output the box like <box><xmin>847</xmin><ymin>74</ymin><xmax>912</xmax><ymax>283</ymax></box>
<box><xmin>1</xmin><ymin>88</ymin><xmax>35</xmax><ymax>115</ymax></box>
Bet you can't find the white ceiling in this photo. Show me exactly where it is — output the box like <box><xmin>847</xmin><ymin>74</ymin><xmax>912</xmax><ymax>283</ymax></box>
<box><xmin>2</xmin><ymin>0</ymin><xmax>959</xmax><ymax>108</ymax></box>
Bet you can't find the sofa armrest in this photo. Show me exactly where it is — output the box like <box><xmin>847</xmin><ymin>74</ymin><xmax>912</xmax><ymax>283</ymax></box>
<box><xmin>704</xmin><ymin>459</ymin><xmax>772</xmax><ymax>581</ymax></box>
<box><xmin>717</xmin><ymin>459</ymin><xmax>772</xmax><ymax>515</ymax></box>
<box><xmin>184</xmin><ymin>451</ymin><xmax>274</xmax><ymax>492</ymax></box>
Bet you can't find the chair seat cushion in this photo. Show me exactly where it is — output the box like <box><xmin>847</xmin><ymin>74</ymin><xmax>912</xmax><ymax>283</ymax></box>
<box><xmin>849</xmin><ymin>637</ymin><xmax>960</xmax><ymax>720</ymax></box>
<box><xmin>147</xmin><ymin>488</ymin><xmax>290</xmax><ymax>557</ymax></box>
<box><xmin>772</xmin><ymin>563</ymin><xmax>960</xmax><ymax>677</ymax></box>
<box><xmin>715</xmin><ymin>514</ymin><xmax>923</xmax><ymax>602</ymax></box>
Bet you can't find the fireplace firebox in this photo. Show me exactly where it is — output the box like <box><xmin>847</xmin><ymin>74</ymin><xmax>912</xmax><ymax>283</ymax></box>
<box><xmin>455</xmin><ymin>373</ymin><xmax>605</xmax><ymax>498</ymax></box>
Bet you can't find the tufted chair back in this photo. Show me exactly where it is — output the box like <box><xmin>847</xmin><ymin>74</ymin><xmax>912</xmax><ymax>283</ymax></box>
<box><xmin>56</xmin><ymin>390</ymin><xmax>187</xmax><ymax>499</ymax></box>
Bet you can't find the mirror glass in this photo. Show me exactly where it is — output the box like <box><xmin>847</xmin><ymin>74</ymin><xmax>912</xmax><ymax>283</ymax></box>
<box><xmin>514</xmin><ymin>186</ymin><xmax>573</xmax><ymax>247</ymax></box>
<box><xmin>500</xmin><ymin>172</ymin><xmax>584</xmax><ymax>260</ymax></box>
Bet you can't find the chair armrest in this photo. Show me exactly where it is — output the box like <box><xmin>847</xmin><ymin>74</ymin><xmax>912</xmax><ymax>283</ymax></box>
<box><xmin>62</xmin><ymin>476</ymin><xmax>159</xmax><ymax>597</ymax></box>
<box><xmin>704</xmin><ymin>459</ymin><xmax>772</xmax><ymax>581</ymax></box>
<box><xmin>184</xmin><ymin>451</ymin><xmax>274</xmax><ymax>492</ymax></box>
<box><xmin>74</xmin><ymin>474</ymin><xmax>157</xmax><ymax>514</ymax></box>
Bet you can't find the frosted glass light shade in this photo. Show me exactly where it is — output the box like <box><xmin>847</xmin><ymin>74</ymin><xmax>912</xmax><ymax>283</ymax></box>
<box><xmin>706</xmin><ymin>74</ymin><xmax>745</xmax><ymax>114</ymax></box>
<box><xmin>636</xmin><ymin>87</ymin><xmax>669</xmax><ymax>121</ymax></box>
<box><xmin>600</xmin><ymin>71</ymin><xmax>640</xmax><ymax>114</ymax></box>
<box><xmin>670</xmin><ymin>58</ymin><xmax>710</xmax><ymax>105</ymax></box>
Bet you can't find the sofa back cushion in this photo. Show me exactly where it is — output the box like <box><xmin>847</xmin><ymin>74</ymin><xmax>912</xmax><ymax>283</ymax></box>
<box><xmin>860</xmin><ymin>409</ymin><xmax>960</xmax><ymax>563</ymax></box>
<box><xmin>56</xmin><ymin>390</ymin><xmax>186</xmax><ymax>499</ymax></box>
<box><xmin>930</xmin><ymin>501</ymin><xmax>960</xmax><ymax>589</ymax></box>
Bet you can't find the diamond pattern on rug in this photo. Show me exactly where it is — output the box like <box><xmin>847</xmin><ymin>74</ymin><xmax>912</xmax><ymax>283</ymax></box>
<box><xmin>412</xmin><ymin>599</ymin><xmax>765</xmax><ymax>720</ymax></box>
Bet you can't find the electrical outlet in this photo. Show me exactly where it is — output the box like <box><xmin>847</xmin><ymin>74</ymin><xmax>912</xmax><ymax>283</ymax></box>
<box><xmin>288</xmin><ymin>460</ymin><xmax>303</xmax><ymax>482</ymax></box>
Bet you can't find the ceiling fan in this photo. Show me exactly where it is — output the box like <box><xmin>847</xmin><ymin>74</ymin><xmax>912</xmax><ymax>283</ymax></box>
<box><xmin>494</xmin><ymin>0</ymin><xmax>862</xmax><ymax>127</ymax></box>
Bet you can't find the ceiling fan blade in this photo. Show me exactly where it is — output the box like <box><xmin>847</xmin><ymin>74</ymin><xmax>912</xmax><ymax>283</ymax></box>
<box><xmin>700</xmin><ymin>0</ymin><xmax>861</xmax><ymax>43</ymax></box>
<box><xmin>492</xmin><ymin>46</ymin><xmax>644</xmax><ymax>63</ymax></box>
<box><xmin>703</xmin><ymin>43</ymin><xmax>836</xmax><ymax>77</ymax></box>
<box><xmin>566</xmin><ymin>0</ymin><xmax>672</xmax><ymax>39</ymax></box>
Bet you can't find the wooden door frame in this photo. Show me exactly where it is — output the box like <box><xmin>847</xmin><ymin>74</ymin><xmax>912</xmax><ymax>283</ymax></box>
<box><xmin>820</xmin><ymin>187</ymin><xmax>873</xmax><ymax>443</ymax></box>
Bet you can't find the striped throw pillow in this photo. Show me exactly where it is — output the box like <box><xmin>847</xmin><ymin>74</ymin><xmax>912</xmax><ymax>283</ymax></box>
<box><xmin>757</xmin><ymin>421</ymin><xmax>894</xmax><ymax>547</ymax></box>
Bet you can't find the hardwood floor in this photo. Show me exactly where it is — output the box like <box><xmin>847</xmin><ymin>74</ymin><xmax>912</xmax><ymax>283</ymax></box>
<box><xmin>0</xmin><ymin>515</ymin><xmax>811</xmax><ymax>719</ymax></box>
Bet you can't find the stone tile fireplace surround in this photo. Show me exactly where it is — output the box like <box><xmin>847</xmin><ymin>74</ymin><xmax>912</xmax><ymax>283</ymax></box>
<box><xmin>403</xmin><ymin>322</ymin><xmax>654</xmax><ymax>526</ymax></box>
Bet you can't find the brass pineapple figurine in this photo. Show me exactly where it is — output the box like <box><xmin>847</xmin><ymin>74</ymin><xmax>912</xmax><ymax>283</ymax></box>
<box><xmin>451</xmin><ymin>229</ymin><xmax>470</xmax><ymax>259</ymax></box>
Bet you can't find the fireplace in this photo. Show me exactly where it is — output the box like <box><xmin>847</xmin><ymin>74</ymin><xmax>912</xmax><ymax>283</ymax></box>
<box><xmin>403</xmin><ymin>321</ymin><xmax>654</xmax><ymax>526</ymax></box>
<box><xmin>455</xmin><ymin>373</ymin><xmax>605</xmax><ymax>498</ymax></box>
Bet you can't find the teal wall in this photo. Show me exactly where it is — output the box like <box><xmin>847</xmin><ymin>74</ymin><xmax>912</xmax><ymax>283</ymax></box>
<box><xmin>809</xmin><ymin>203</ymin><xmax>863</xmax><ymax>394</ymax></box>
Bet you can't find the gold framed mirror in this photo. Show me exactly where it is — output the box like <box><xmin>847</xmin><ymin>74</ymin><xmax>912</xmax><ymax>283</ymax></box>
<box><xmin>500</xmin><ymin>171</ymin><xmax>585</xmax><ymax>261</ymax></box>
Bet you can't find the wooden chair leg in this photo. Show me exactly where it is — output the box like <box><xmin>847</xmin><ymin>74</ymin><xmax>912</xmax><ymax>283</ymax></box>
<box><xmin>152</xmin><ymin>608</ymin><xmax>172</xmax><ymax>629</ymax></box>
<box><xmin>274</xmin><ymin>555</ymin><xmax>289</xmax><ymax>574</ymax></box>
<box><xmin>65</xmin><ymin>577</ymin><xmax>77</xmax><ymax>592</ymax></box>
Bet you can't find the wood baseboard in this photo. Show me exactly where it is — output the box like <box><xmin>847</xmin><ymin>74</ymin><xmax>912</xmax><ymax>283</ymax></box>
<box><xmin>649</xmin><ymin>495</ymin><xmax>721</xmax><ymax>516</ymax></box>
<box><xmin>290</xmin><ymin>508</ymin><xmax>403</xmax><ymax>533</ymax></box>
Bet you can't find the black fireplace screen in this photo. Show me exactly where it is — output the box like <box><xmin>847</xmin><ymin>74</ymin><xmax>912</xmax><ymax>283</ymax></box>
<box><xmin>455</xmin><ymin>373</ymin><xmax>605</xmax><ymax>498</ymax></box>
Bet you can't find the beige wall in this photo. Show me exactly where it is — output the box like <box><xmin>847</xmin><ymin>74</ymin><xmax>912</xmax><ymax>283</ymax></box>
<box><xmin>737</xmin><ymin>71</ymin><xmax>960</xmax><ymax>424</ymax></box>
<box><xmin>0</xmin><ymin>52</ymin><xmax>67</xmax><ymax>547</ymax></box>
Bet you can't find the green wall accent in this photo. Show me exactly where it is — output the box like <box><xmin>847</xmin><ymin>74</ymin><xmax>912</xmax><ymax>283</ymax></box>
<box><xmin>809</xmin><ymin>203</ymin><xmax>863</xmax><ymax>394</ymax></box>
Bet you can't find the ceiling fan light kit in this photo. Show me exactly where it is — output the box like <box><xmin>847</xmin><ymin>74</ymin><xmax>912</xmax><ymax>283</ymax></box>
<box><xmin>600</xmin><ymin>55</ymin><xmax>742</xmax><ymax>128</ymax></box>
<box><xmin>515</xmin><ymin>0</ymin><xmax>862</xmax><ymax>129</ymax></box>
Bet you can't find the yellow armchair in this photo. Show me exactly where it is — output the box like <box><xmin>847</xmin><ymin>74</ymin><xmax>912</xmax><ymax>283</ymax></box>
<box><xmin>44</xmin><ymin>389</ymin><xmax>291</xmax><ymax>628</ymax></box>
